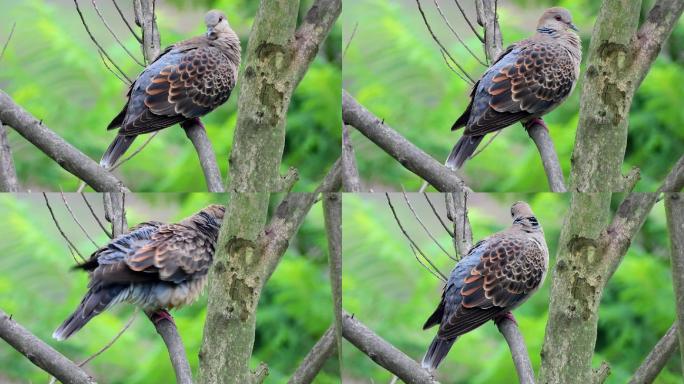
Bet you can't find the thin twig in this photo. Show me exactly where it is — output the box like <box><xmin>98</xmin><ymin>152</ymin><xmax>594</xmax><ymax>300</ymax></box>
<box><xmin>423</xmin><ymin>193</ymin><xmax>454</xmax><ymax>238</ymax></box>
<box><xmin>433</xmin><ymin>0</ymin><xmax>487</xmax><ymax>66</ymax></box>
<box><xmin>385</xmin><ymin>193</ymin><xmax>447</xmax><ymax>281</ymax></box>
<box><xmin>42</xmin><ymin>193</ymin><xmax>86</xmax><ymax>262</ymax></box>
<box><xmin>454</xmin><ymin>0</ymin><xmax>485</xmax><ymax>43</ymax></box>
<box><xmin>98</xmin><ymin>49</ymin><xmax>132</xmax><ymax>85</ymax></box>
<box><xmin>415</xmin><ymin>0</ymin><xmax>475</xmax><ymax>84</ymax></box>
<box><xmin>343</xmin><ymin>22</ymin><xmax>358</xmax><ymax>58</ymax></box>
<box><xmin>471</xmin><ymin>130</ymin><xmax>502</xmax><ymax>158</ymax></box>
<box><xmin>48</xmin><ymin>311</ymin><xmax>138</xmax><ymax>384</ymax></box>
<box><xmin>92</xmin><ymin>0</ymin><xmax>145</xmax><ymax>67</ymax></box>
<box><xmin>73</xmin><ymin>0</ymin><xmax>132</xmax><ymax>83</ymax></box>
<box><xmin>110</xmin><ymin>131</ymin><xmax>159</xmax><ymax>171</ymax></box>
<box><xmin>111</xmin><ymin>0</ymin><xmax>143</xmax><ymax>44</ymax></box>
<box><xmin>440</xmin><ymin>50</ymin><xmax>472</xmax><ymax>84</ymax></box>
<box><xmin>80</xmin><ymin>193</ymin><xmax>113</xmax><ymax>238</ymax></box>
<box><xmin>59</xmin><ymin>191</ymin><xmax>100</xmax><ymax>248</ymax></box>
<box><xmin>401</xmin><ymin>190</ymin><xmax>456</xmax><ymax>260</ymax></box>
<box><xmin>0</xmin><ymin>22</ymin><xmax>16</xmax><ymax>64</ymax></box>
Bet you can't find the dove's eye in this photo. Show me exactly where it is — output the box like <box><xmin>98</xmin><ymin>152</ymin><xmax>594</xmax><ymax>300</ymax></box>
<box><xmin>554</xmin><ymin>15</ymin><xmax>562</xmax><ymax>21</ymax></box>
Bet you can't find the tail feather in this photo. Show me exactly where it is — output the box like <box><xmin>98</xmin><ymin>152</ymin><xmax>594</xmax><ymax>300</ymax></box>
<box><xmin>53</xmin><ymin>286</ymin><xmax>123</xmax><ymax>340</ymax></box>
<box><xmin>422</xmin><ymin>336</ymin><xmax>457</xmax><ymax>371</ymax></box>
<box><xmin>100</xmin><ymin>135</ymin><xmax>136</xmax><ymax>169</ymax></box>
<box><xmin>446</xmin><ymin>135</ymin><xmax>484</xmax><ymax>170</ymax></box>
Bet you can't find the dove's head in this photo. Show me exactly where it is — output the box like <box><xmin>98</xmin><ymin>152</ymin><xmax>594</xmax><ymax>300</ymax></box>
<box><xmin>201</xmin><ymin>204</ymin><xmax>226</xmax><ymax>222</ymax></box>
<box><xmin>537</xmin><ymin>7</ymin><xmax>578</xmax><ymax>34</ymax></box>
<box><xmin>510</xmin><ymin>201</ymin><xmax>542</xmax><ymax>233</ymax></box>
<box><xmin>205</xmin><ymin>10</ymin><xmax>232</xmax><ymax>40</ymax></box>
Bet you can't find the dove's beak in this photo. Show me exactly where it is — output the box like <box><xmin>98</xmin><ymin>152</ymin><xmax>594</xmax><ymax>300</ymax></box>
<box><xmin>206</xmin><ymin>27</ymin><xmax>217</xmax><ymax>39</ymax></box>
<box><xmin>569</xmin><ymin>23</ymin><xmax>579</xmax><ymax>31</ymax></box>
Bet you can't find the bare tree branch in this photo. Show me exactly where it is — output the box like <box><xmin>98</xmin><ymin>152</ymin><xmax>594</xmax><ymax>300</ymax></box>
<box><xmin>526</xmin><ymin>122</ymin><xmax>567</xmax><ymax>192</ymax></box>
<box><xmin>342</xmin><ymin>125</ymin><xmax>362</xmax><ymax>192</ymax></box>
<box><xmin>0</xmin><ymin>91</ymin><xmax>128</xmax><ymax>191</ymax></box>
<box><xmin>454</xmin><ymin>0</ymin><xmax>484</xmax><ymax>43</ymax></box>
<box><xmin>60</xmin><ymin>191</ymin><xmax>100</xmax><ymax>248</ymax></box>
<box><xmin>496</xmin><ymin>317</ymin><xmax>535</xmax><ymax>384</ymax></box>
<box><xmin>103</xmin><ymin>192</ymin><xmax>127</xmax><ymax>237</ymax></box>
<box><xmin>112</xmin><ymin>0</ymin><xmax>142</xmax><ymax>44</ymax></box>
<box><xmin>291</xmin><ymin>0</ymin><xmax>342</xmax><ymax>86</ymax></box>
<box><xmin>445</xmin><ymin>191</ymin><xmax>471</xmax><ymax>258</ymax></box>
<box><xmin>182</xmin><ymin>121</ymin><xmax>224</xmax><ymax>192</ymax></box>
<box><xmin>475</xmin><ymin>0</ymin><xmax>502</xmax><ymax>62</ymax></box>
<box><xmin>342</xmin><ymin>90</ymin><xmax>468</xmax><ymax>192</ymax></box>
<box><xmin>288</xmin><ymin>324</ymin><xmax>337</xmax><ymax>384</ymax></box>
<box><xmin>423</xmin><ymin>193</ymin><xmax>454</xmax><ymax>238</ymax></box>
<box><xmin>0</xmin><ymin>309</ymin><xmax>96</xmax><ymax>384</ymax></box>
<box><xmin>0</xmin><ymin>120</ymin><xmax>18</xmax><ymax>192</ymax></box>
<box><xmin>133</xmin><ymin>0</ymin><xmax>160</xmax><ymax>63</ymax></box>
<box><xmin>323</xmin><ymin>193</ymin><xmax>343</xmax><ymax>369</ymax></box>
<box><xmin>342</xmin><ymin>311</ymin><xmax>436</xmax><ymax>384</ymax></box>
<box><xmin>628</xmin><ymin>323</ymin><xmax>679</xmax><ymax>384</ymax></box>
<box><xmin>666</xmin><ymin>192</ymin><xmax>684</xmax><ymax>373</ymax></box>
<box><xmin>145</xmin><ymin>310</ymin><xmax>193</xmax><ymax>384</ymax></box>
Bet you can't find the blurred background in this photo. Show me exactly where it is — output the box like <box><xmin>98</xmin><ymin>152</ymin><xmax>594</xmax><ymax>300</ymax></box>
<box><xmin>342</xmin><ymin>0</ymin><xmax>684</xmax><ymax>191</ymax></box>
<box><xmin>0</xmin><ymin>0</ymin><xmax>341</xmax><ymax>191</ymax></box>
<box><xmin>0</xmin><ymin>193</ymin><xmax>338</xmax><ymax>383</ymax></box>
<box><xmin>342</xmin><ymin>193</ymin><xmax>680</xmax><ymax>383</ymax></box>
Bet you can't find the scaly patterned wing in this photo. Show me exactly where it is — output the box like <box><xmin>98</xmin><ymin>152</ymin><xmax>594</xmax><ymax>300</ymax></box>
<box><xmin>117</xmin><ymin>46</ymin><xmax>235</xmax><ymax>136</ymax></box>
<box><xmin>437</xmin><ymin>236</ymin><xmax>545</xmax><ymax>339</ymax></box>
<box><xmin>464</xmin><ymin>41</ymin><xmax>576</xmax><ymax>136</ymax></box>
<box><xmin>125</xmin><ymin>223</ymin><xmax>215</xmax><ymax>284</ymax></box>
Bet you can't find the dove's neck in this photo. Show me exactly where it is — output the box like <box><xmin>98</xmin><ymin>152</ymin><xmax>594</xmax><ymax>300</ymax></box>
<box><xmin>535</xmin><ymin>29</ymin><xmax>581</xmax><ymax>63</ymax></box>
<box><xmin>213</xmin><ymin>30</ymin><xmax>242</xmax><ymax>67</ymax></box>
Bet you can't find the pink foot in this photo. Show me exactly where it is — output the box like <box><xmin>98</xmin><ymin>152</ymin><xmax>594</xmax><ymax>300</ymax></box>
<box><xmin>524</xmin><ymin>118</ymin><xmax>548</xmax><ymax>132</ymax></box>
<box><xmin>494</xmin><ymin>311</ymin><xmax>517</xmax><ymax>326</ymax></box>
<box><xmin>181</xmin><ymin>118</ymin><xmax>205</xmax><ymax>130</ymax></box>
<box><xmin>148</xmin><ymin>309</ymin><xmax>175</xmax><ymax>325</ymax></box>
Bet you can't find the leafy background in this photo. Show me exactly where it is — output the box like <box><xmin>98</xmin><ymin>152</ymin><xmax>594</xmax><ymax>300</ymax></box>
<box><xmin>342</xmin><ymin>0</ymin><xmax>684</xmax><ymax>192</ymax></box>
<box><xmin>0</xmin><ymin>0</ymin><xmax>341</xmax><ymax>192</ymax></box>
<box><xmin>0</xmin><ymin>193</ymin><xmax>338</xmax><ymax>383</ymax></box>
<box><xmin>342</xmin><ymin>193</ymin><xmax>681</xmax><ymax>383</ymax></box>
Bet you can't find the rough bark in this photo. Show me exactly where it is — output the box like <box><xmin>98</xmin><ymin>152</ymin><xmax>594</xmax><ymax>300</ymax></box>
<box><xmin>0</xmin><ymin>90</ymin><xmax>128</xmax><ymax>192</ymax></box>
<box><xmin>665</xmin><ymin>193</ymin><xmax>684</xmax><ymax>373</ymax></box>
<box><xmin>571</xmin><ymin>0</ymin><xmax>684</xmax><ymax>192</ymax></box>
<box><xmin>341</xmin><ymin>125</ymin><xmax>362</xmax><ymax>192</ymax></box>
<box><xmin>539</xmin><ymin>193</ymin><xmax>612</xmax><ymax>384</ymax></box>
<box><xmin>133</xmin><ymin>0</ymin><xmax>160</xmax><ymax>63</ymax></box>
<box><xmin>540</xmin><ymin>157</ymin><xmax>684</xmax><ymax>384</ymax></box>
<box><xmin>199</xmin><ymin>161</ymin><xmax>341</xmax><ymax>384</ymax></box>
<box><xmin>0</xmin><ymin>119</ymin><xmax>18</xmax><ymax>191</ymax></box>
<box><xmin>0</xmin><ymin>309</ymin><xmax>96</xmax><ymax>384</ymax></box>
<box><xmin>228</xmin><ymin>0</ymin><xmax>340</xmax><ymax>192</ymax></box>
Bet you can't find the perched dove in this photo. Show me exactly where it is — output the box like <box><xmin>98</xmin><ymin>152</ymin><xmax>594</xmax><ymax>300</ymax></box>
<box><xmin>422</xmin><ymin>201</ymin><xmax>548</xmax><ymax>370</ymax></box>
<box><xmin>53</xmin><ymin>204</ymin><xmax>225</xmax><ymax>340</ymax></box>
<box><xmin>446</xmin><ymin>7</ymin><xmax>581</xmax><ymax>169</ymax></box>
<box><xmin>100</xmin><ymin>10</ymin><xmax>241</xmax><ymax>169</ymax></box>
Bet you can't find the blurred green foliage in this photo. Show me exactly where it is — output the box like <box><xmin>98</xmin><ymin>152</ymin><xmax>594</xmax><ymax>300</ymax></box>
<box><xmin>342</xmin><ymin>0</ymin><xmax>684</xmax><ymax>192</ymax></box>
<box><xmin>342</xmin><ymin>193</ymin><xmax>680</xmax><ymax>383</ymax></box>
<box><xmin>0</xmin><ymin>0</ymin><xmax>340</xmax><ymax>192</ymax></box>
<box><xmin>0</xmin><ymin>193</ymin><xmax>338</xmax><ymax>383</ymax></box>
